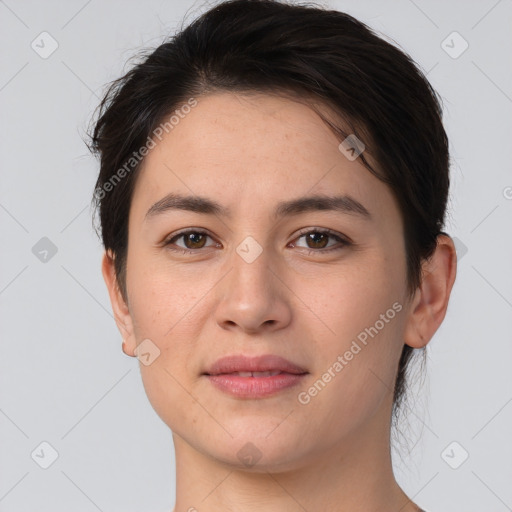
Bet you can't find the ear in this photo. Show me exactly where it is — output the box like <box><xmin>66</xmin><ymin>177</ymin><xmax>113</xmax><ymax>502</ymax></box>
<box><xmin>101</xmin><ymin>250</ymin><xmax>137</xmax><ymax>357</ymax></box>
<box><xmin>403</xmin><ymin>234</ymin><xmax>457</xmax><ymax>348</ymax></box>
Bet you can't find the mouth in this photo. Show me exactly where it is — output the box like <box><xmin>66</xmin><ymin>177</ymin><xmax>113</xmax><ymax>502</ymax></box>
<box><xmin>203</xmin><ymin>353</ymin><xmax>308</xmax><ymax>376</ymax></box>
<box><xmin>203</xmin><ymin>354</ymin><xmax>309</xmax><ymax>398</ymax></box>
<box><xmin>211</xmin><ymin>370</ymin><xmax>285</xmax><ymax>377</ymax></box>
<box><xmin>204</xmin><ymin>372</ymin><xmax>308</xmax><ymax>398</ymax></box>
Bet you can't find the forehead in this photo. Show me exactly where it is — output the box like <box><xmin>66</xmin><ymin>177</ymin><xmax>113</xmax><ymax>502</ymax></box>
<box><xmin>129</xmin><ymin>92</ymin><xmax>400</xmax><ymax>227</ymax></box>
<box><xmin>144</xmin><ymin>92</ymin><xmax>353</xmax><ymax>168</ymax></box>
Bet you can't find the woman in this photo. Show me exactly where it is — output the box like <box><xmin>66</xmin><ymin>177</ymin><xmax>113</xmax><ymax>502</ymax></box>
<box><xmin>89</xmin><ymin>1</ymin><xmax>456</xmax><ymax>510</ymax></box>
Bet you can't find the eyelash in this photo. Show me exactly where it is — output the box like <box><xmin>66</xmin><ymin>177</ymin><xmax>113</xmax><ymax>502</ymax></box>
<box><xmin>163</xmin><ymin>228</ymin><xmax>351</xmax><ymax>255</ymax></box>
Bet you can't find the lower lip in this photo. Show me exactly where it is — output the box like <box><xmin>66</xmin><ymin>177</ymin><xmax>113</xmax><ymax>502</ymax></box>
<box><xmin>205</xmin><ymin>373</ymin><xmax>307</xmax><ymax>398</ymax></box>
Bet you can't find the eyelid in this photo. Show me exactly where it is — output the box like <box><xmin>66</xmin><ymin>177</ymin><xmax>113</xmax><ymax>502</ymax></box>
<box><xmin>293</xmin><ymin>226</ymin><xmax>352</xmax><ymax>244</ymax></box>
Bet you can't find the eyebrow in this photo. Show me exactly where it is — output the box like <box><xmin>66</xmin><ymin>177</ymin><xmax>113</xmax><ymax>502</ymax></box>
<box><xmin>144</xmin><ymin>192</ymin><xmax>371</xmax><ymax>221</ymax></box>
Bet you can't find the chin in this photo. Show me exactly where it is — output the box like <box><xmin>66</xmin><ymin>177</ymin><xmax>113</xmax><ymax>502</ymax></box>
<box><xmin>206</xmin><ymin>427</ymin><xmax>309</xmax><ymax>472</ymax></box>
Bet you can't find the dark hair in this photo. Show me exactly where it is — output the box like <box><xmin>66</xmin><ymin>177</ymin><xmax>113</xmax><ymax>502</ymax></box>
<box><xmin>88</xmin><ymin>0</ymin><xmax>450</xmax><ymax>432</ymax></box>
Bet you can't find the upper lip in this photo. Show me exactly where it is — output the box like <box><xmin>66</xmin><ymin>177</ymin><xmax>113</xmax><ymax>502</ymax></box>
<box><xmin>203</xmin><ymin>354</ymin><xmax>308</xmax><ymax>375</ymax></box>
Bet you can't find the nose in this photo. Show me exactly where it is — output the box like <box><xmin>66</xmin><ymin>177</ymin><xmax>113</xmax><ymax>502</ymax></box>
<box><xmin>214</xmin><ymin>241</ymin><xmax>292</xmax><ymax>334</ymax></box>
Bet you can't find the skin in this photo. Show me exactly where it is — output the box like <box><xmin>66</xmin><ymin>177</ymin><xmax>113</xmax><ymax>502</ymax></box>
<box><xmin>102</xmin><ymin>92</ymin><xmax>456</xmax><ymax>512</ymax></box>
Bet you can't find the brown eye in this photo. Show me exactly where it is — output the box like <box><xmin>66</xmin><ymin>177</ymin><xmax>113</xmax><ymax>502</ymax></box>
<box><xmin>292</xmin><ymin>228</ymin><xmax>350</xmax><ymax>253</ymax></box>
<box><xmin>164</xmin><ymin>230</ymin><xmax>217</xmax><ymax>252</ymax></box>
<box><xmin>304</xmin><ymin>232</ymin><xmax>329</xmax><ymax>249</ymax></box>
<box><xmin>181</xmin><ymin>232</ymin><xmax>207</xmax><ymax>249</ymax></box>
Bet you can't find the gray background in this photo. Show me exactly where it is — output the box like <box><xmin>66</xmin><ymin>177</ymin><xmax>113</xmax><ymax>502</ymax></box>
<box><xmin>1</xmin><ymin>0</ymin><xmax>511</xmax><ymax>511</ymax></box>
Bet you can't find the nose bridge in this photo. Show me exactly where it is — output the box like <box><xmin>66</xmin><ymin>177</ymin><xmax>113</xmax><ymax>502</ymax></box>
<box><xmin>229</xmin><ymin>234</ymin><xmax>274</xmax><ymax>301</ymax></box>
<box><xmin>214</xmin><ymin>233</ymin><xmax>291</xmax><ymax>332</ymax></box>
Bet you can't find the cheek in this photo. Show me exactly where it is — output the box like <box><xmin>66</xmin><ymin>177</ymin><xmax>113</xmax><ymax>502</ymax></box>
<box><xmin>126</xmin><ymin>249</ymin><xmax>204</xmax><ymax>338</ymax></box>
<box><xmin>124</xmin><ymin>257</ymin><xmax>197</xmax><ymax>392</ymax></box>
<box><xmin>311</xmin><ymin>252</ymin><xmax>405</xmax><ymax>338</ymax></box>
<box><xmin>125</xmin><ymin>260</ymin><xmax>206</xmax><ymax>430</ymax></box>
<box><xmin>299</xmin><ymin>252</ymin><xmax>406</xmax><ymax>402</ymax></box>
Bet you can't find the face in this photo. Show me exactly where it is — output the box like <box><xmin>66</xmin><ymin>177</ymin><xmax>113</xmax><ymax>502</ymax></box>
<box><xmin>109</xmin><ymin>92</ymin><xmax>417</xmax><ymax>470</ymax></box>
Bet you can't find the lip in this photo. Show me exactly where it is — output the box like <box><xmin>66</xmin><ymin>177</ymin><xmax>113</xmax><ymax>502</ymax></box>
<box><xmin>203</xmin><ymin>354</ymin><xmax>309</xmax><ymax>399</ymax></box>
<box><xmin>203</xmin><ymin>354</ymin><xmax>308</xmax><ymax>376</ymax></box>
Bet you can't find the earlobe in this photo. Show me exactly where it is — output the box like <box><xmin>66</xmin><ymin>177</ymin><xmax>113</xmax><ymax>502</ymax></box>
<box><xmin>403</xmin><ymin>234</ymin><xmax>457</xmax><ymax>349</ymax></box>
<box><xmin>101</xmin><ymin>250</ymin><xmax>137</xmax><ymax>357</ymax></box>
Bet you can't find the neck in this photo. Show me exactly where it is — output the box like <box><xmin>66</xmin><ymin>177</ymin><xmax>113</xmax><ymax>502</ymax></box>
<box><xmin>171</xmin><ymin>396</ymin><xmax>421</xmax><ymax>512</ymax></box>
